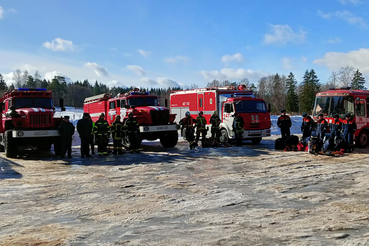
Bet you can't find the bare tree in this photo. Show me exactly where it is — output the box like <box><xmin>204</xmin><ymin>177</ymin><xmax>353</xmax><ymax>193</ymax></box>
<box><xmin>21</xmin><ymin>70</ymin><xmax>29</xmax><ymax>87</ymax></box>
<box><xmin>338</xmin><ymin>66</ymin><xmax>355</xmax><ymax>87</ymax></box>
<box><xmin>34</xmin><ymin>70</ymin><xmax>42</xmax><ymax>88</ymax></box>
<box><xmin>14</xmin><ymin>69</ymin><xmax>22</xmax><ymax>88</ymax></box>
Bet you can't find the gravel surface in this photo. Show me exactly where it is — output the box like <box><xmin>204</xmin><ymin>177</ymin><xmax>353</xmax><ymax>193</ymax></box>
<box><xmin>1</xmin><ymin>135</ymin><xmax>369</xmax><ymax>245</ymax></box>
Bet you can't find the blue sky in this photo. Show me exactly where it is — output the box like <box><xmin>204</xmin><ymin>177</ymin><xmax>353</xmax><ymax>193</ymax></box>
<box><xmin>1</xmin><ymin>0</ymin><xmax>369</xmax><ymax>89</ymax></box>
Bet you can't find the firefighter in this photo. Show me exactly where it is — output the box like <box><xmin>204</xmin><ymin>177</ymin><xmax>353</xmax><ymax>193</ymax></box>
<box><xmin>330</xmin><ymin>114</ymin><xmax>342</xmax><ymax>140</ymax></box>
<box><xmin>277</xmin><ymin>109</ymin><xmax>291</xmax><ymax>139</ymax></box>
<box><xmin>89</xmin><ymin>115</ymin><xmax>95</xmax><ymax>154</ymax></box>
<box><xmin>111</xmin><ymin>115</ymin><xmax>124</xmax><ymax>155</ymax></box>
<box><xmin>210</xmin><ymin>110</ymin><xmax>221</xmax><ymax>144</ymax></box>
<box><xmin>301</xmin><ymin>112</ymin><xmax>313</xmax><ymax>139</ymax></box>
<box><xmin>195</xmin><ymin>111</ymin><xmax>207</xmax><ymax>145</ymax></box>
<box><xmin>93</xmin><ymin>113</ymin><xmax>110</xmax><ymax>156</ymax></box>
<box><xmin>58</xmin><ymin>115</ymin><xmax>75</xmax><ymax>158</ymax></box>
<box><xmin>233</xmin><ymin>113</ymin><xmax>244</xmax><ymax>146</ymax></box>
<box><xmin>77</xmin><ymin>112</ymin><xmax>93</xmax><ymax>158</ymax></box>
<box><xmin>316</xmin><ymin>113</ymin><xmax>328</xmax><ymax>149</ymax></box>
<box><xmin>179</xmin><ymin>111</ymin><xmax>197</xmax><ymax>149</ymax></box>
<box><xmin>342</xmin><ymin>113</ymin><xmax>356</xmax><ymax>152</ymax></box>
<box><xmin>124</xmin><ymin>112</ymin><xmax>140</xmax><ymax>153</ymax></box>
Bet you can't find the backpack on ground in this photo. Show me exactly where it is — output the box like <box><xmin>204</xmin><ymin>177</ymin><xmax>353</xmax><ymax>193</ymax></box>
<box><xmin>275</xmin><ymin>138</ymin><xmax>285</xmax><ymax>150</ymax></box>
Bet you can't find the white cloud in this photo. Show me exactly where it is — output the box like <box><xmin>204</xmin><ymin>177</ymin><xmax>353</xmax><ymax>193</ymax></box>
<box><xmin>138</xmin><ymin>49</ymin><xmax>151</xmax><ymax>57</ymax></box>
<box><xmin>8</xmin><ymin>8</ymin><xmax>17</xmax><ymax>13</ymax></box>
<box><xmin>44</xmin><ymin>71</ymin><xmax>73</xmax><ymax>83</ymax></box>
<box><xmin>313</xmin><ymin>48</ymin><xmax>369</xmax><ymax>74</ymax></box>
<box><xmin>0</xmin><ymin>6</ymin><xmax>4</xmax><ymax>18</ymax></box>
<box><xmin>264</xmin><ymin>24</ymin><xmax>306</xmax><ymax>45</ymax></box>
<box><xmin>318</xmin><ymin>10</ymin><xmax>367</xmax><ymax>28</ymax></box>
<box><xmin>221</xmin><ymin>53</ymin><xmax>243</xmax><ymax>63</ymax></box>
<box><xmin>140</xmin><ymin>77</ymin><xmax>182</xmax><ymax>88</ymax></box>
<box><xmin>339</xmin><ymin>0</ymin><xmax>362</xmax><ymax>5</ymax></box>
<box><xmin>326</xmin><ymin>37</ymin><xmax>342</xmax><ymax>44</ymax></box>
<box><xmin>43</xmin><ymin>38</ymin><xmax>77</xmax><ymax>52</ymax></box>
<box><xmin>84</xmin><ymin>62</ymin><xmax>109</xmax><ymax>77</ymax></box>
<box><xmin>126</xmin><ymin>65</ymin><xmax>146</xmax><ymax>76</ymax></box>
<box><xmin>2</xmin><ymin>72</ymin><xmax>15</xmax><ymax>86</ymax></box>
<box><xmin>281</xmin><ymin>57</ymin><xmax>294</xmax><ymax>70</ymax></box>
<box><xmin>164</xmin><ymin>56</ymin><xmax>189</xmax><ymax>64</ymax></box>
<box><xmin>201</xmin><ymin>68</ymin><xmax>267</xmax><ymax>81</ymax></box>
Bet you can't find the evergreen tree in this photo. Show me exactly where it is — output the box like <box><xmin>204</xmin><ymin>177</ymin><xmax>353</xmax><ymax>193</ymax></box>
<box><xmin>351</xmin><ymin>69</ymin><xmax>366</xmax><ymax>90</ymax></box>
<box><xmin>0</xmin><ymin>74</ymin><xmax>8</xmax><ymax>94</ymax></box>
<box><xmin>26</xmin><ymin>75</ymin><xmax>36</xmax><ymax>88</ymax></box>
<box><xmin>299</xmin><ymin>69</ymin><xmax>321</xmax><ymax>113</ymax></box>
<box><xmin>285</xmin><ymin>72</ymin><xmax>299</xmax><ymax>112</ymax></box>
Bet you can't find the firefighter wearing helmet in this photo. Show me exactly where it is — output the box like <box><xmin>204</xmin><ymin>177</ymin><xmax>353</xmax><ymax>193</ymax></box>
<box><xmin>111</xmin><ymin>115</ymin><xmax>124</xmax><ymax>155</ymax></box>
<box><xmin>209</xmin><ymin>111</ymin><xmax>221</xmax><ymax>144</ymax></box>
<box><xmin>124</xmin><ymin>112</ymin><xmax>140</xmax><ymax>153</ymax></box>
<box><xmin>195</xmin><ymin>111</ymin><xmax>207</xmax><ymax>146</ymax></box>
<box><xmin>179</xmin><ymin>111</ymin><xmax>197</xmax><ymax>149</ymax></box>
<box><xmin>93</xmin><ymin>113</ymin><xmax>111</xmax><ymax>156</ymax></box>
<box><xmin>342</xmin><ymin>113</ymin><xmax>356</xmax><ymax>152</ymax></box>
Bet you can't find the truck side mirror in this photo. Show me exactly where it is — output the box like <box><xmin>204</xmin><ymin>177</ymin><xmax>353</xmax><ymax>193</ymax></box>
<box><xmin>165</xmin><ymin>99</ymin><xmax>168</xmax><ymax>108</ymax></box>
<box><xmin>59</xmin><ymin>98</ymin><xmax>66</xmax><ymax>111</ymax></box>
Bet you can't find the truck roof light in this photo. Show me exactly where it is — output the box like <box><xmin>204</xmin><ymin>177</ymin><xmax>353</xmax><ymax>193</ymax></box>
<box><xmin>233</xmin><ymin>93</ymin><xmax>255</xmax><ymax>98</ymax></box>
<box><xmin>130</xmin><ymin>92</ymin><xmax>149</xmax><ymax>95</ymax></box>
<box><xmin>17</xmin><ymin>88</ymin><xmax>47</xmax><ymax>91</ymax></box>
<box><xmin>329</xmin><ymin>87</ymin><xmax>351</xmax><ymax>90</ymax></box>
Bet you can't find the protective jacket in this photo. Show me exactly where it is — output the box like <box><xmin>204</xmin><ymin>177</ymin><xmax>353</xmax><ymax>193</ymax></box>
<box><xmin>277</xmin><ymin>115</ymin><xmax>291</xmax><ymax>129</ymax></box>
<box><xmin>210</xmin><ymin>115</ymin><xmax>221</xmax><ymax>129</ymax></box>
<box><xmin>330</xmin><ymin>119</ymin><xmax>342</xmax><ymax>139</ymax></box>
<box><xmin>77</xmin><ymin>118</ymin><xmax>93</xmax><ymax>138</ymax></box>
<box><xmin>124</xmin><ymin>118</ymin><xmax>139</xmax><ymax>132</ymax></box>
<box><xmin>316</xmin><ymin>118</ymin><xmax>328</xmax><ymax>139</ymax></box>
<box><xmin>195</xmin><ymin>116</ymin><xmax>207</xmax><ymax>130</ymax></box>
<box><xmin>179</xmin><ymin>116</ymin><xmax>196</xmax><ymax>129</ymax></box>
<box><xmin>233</xmin><ymin>116</ymin><xmax>244</xmax><ymax>133</ymax></box>
<box><xmin>112</xmin><ymin>121</ymin><xmax>124</xmax><ymax>140</ymax></box>
<box><xmin>301</xmin><ymin>116</ymin><xmax>313</xmax><ymax>137</ymax></box>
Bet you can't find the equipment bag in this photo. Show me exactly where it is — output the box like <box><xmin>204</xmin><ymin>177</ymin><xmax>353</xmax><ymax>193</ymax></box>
<box><xmin>275</xmin><ymin>138</ymin><xmax>285</xmax><ymax>150</ymax></box>
<box><xmin>286</xmin><ymin>135</ymin><xmax>299</xmax><ymax>146</ymax></box>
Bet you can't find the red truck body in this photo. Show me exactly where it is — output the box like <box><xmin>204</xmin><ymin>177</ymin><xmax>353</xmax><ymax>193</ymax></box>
<box><xmin>83</xmin><ymin>90</ymin><xmax>179</xmax><ymax>148</ymax></box>
<box><xmin>170</xmin><ymin>86</ymin><xmax>271</xmax><ymax>144</ymax></box>
<box><xmin>313</xmin><ymin>87</ymin><xmax>369</xmax><ymax>147</ymax></box>
<box><xmin>0</xmin><ymin>88</ymin><xmax>64</xmax><ymax>157</ymax></box>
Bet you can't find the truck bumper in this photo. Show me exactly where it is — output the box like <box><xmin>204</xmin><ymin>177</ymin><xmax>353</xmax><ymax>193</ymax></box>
<box><xmin>12</xmin><ymin>130</ymin><xmax>60</xmax><ymax>138</ymax></box>
<box><xmin>139</xmin><ymin>124</ymin><xmax>180</xmax><ymax>133</ymax></box>
<box><xmin>242</xmin><ymin>129</ymin><xmax>271</xmax><ymax>138</ymax></box>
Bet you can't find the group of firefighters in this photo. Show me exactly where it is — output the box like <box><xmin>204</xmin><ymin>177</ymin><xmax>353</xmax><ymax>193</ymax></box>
<box><xmin>179</xmin><ymin>110</ymin><xmax>245</xmax><ymax>149</ymax></box>
<box><xmin>277</xmin><ymin>109</ymin><xmax>357</xmax><ymax>153</ymax></box>
<box><xmin>57</xmin><ymin>112</ymin><xmax>141</xmax><ymax>158</ymax></box>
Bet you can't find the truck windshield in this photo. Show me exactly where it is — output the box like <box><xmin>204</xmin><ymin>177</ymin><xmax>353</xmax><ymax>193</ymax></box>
<box><xmin>234</xmin><ymin>100</ymin><xmax>268</xmax><ymax>113</ymax></box>
<box><xmin>128</xmin><ymin>97</ymin><xmax>158</xmax><ymax>106</ymax></box>
<box><xmin>13</xmin><ymin>97</ymin><xmax>53</xmax><ymax>109</ymax></box>
<box><xmin>313</xmin><ymin>96</ymin><xmax>354</xmax><ymax>118</ymax></box>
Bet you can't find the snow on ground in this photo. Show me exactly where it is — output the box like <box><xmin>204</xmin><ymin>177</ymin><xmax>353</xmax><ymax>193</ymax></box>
<box><xmin>56</xmin><ymin>107</ymin><xmax>303</xmax><ymax>136</ymax></box>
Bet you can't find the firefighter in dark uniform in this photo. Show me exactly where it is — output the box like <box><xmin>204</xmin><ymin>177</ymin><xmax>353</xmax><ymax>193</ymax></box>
<box><xmin>124</xmin><ymin>112</ymin><xmax>140</xmax><ymax>153</ymax></box>
<box><xmin>342</xmin><ymin>113</ymin><xmax>357</xmax><ymax>152</ymax></box>
<box><xmin>195</xmin><ymin>111</ymin><xmax>207</xmax><ymax>145</ymax></box>
<box><xmin>58</xmin><ymin>115</ymin><xmax>75</xmax><ymax>158</ymax></box>
<box><xmin>210</xmin><ymin>110</ymin><xmax>221</xmax><ymax>143</ymax></box>
<box><xmin>89</xmin><ymin>115</ymin><xmax>95</xmax><ymax>154</ymax></box>
<box><xmin>233</xmin><ymin>113</ymin><xmax>244</xmax><ymax>146</ymax></box>
<box><xmin>94</xmin><ymin>113</ymin><xmax>110</xmax><ymax>156</ymax></box>
<box><xmin>111</xmin><ymin>115</ymin><xmax>124</xmax><ymax>155</ymax></box>
<box><xmin>77</xmin><ymin>112</ymin><xmax>93</xmax><ymax>158</ymax></box>
<box><xmin>330</xmin><ymin>114</ymin><xmax>342</xmax><ymax>140</ymax></box>
<box><xmin>301</xmin><ymin>112</ymin><xmax>313</xmax><ymax>139</ymax></box>
<box><xmin>179</xmin><ymin>111</ymin><xmax>197</xmax><ymax>149</ymax></box>
<box><xmin>316</xmin><ymin>113</ymin><xmax>328</xmax><ymax>151</ymax></box>
<box><xmin>277</xmin><ymin>109</ymin><xmax>291</xmax><ymax>139</ymax></box>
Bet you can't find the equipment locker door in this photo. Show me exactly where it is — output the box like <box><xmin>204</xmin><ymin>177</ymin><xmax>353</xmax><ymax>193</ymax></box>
<box><xmin>198</xmin><ymin>93</ymin><xmax>204</xmax><ymax>113</ymax></box>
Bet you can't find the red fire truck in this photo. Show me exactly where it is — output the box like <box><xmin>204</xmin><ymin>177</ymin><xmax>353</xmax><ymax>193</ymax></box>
<box><xmin>0</xmin><ymin>88</ymin><xmax>64</xmax><ymax>158</ymax></box>
<box><xmin>83</xmin><ymin>89</ymin><xmax>179</xmax><ymax>148</ymax></box>
<box><xmin>170</xmin><ymin>86</ymin><xmax>271</xmax><ymax>144</ymax></box>
<box><xmin>313</xmin><ymin>87</ymin><xmax>369</xmax><ymax>147</ymax></box>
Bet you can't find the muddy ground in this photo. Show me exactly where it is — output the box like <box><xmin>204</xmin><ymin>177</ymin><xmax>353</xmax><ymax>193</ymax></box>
<box><xmin>1</xmin><ymin>135</ymin><xmax>369</xmax><ymax>246</ymax></box>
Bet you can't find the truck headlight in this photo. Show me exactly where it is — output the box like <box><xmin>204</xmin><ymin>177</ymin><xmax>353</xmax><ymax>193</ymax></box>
<box><xmin>144</xmin><ymin>126</ymin><xmax>149</xmax><ymax>132</ymax></box>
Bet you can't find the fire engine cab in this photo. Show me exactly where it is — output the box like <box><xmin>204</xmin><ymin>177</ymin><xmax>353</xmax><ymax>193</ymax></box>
<box><xmin>170</xmin><ymin>86</ymin><xmax>271</xmax><ymax>144</ymax></box>
<box><xmin>83</xmin><ymin>89</ymin><xmax>179</xmax><ymax>148</ymax></box>
<box><xmin>0</xmin><ymin>88</ymin><xmax>64</xmax><ymax>158</ymax></box>
<box><xmin>313</xmin><ymin>87</ymin><xmax>369</xmax><ymax>147</ymax></box>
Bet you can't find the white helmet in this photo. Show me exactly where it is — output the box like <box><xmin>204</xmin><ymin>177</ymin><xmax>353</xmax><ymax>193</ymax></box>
<box><xmin>185</xmin><ymin>111</ymin><xmax>190</xmax><ymax>116</ymax></box>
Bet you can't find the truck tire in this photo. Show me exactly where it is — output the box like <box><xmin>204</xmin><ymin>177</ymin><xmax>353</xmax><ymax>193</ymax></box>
<box><xmin>160</xmin><ymin>132</ymin><xmax>178</xmax><ymax>148</ymax></box>
<box><xmin>53</xmin><ymin>137</ymin><xmax>62</xmax><ymax>155</ymax></box>
<box><xmin>357</xmin><ymin>130</ymin><xmax>369</xmax><ymax>148</ymax></box>
<box><xmin>4</xmin><ymin>130</ymin><xmax>17</xmax><ymax>158</ymax></box>
<box><xmin>220</xmin><ymin>129</ymin><xmax>229</xmax><ymax>144</ymax></box>
<box><xmin>251</xmin><ymin>137</ymin><xmax>262</xmax><ymax>144</ymax></box>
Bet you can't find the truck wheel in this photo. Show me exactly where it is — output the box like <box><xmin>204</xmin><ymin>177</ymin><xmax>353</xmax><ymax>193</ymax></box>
<box><xmin>251</xmin><ymin>137</ymin><xmax>262</xmax><ymax>144</ymax></box>
<box><xmin>4</xmin><ymin>130</ymin><xmax>17</xmax><ymax>158</ymax></box>
<box><xmin>220</xmin><ymin>129</ymin><xmax>229</xmax><ymax>144</ymax></box>
<box><xmin>160</xmin><ymin>132</ymin><xmax>178</xmax><ymax>148</ymax></box>
<box><xmin>357</xmin><ymin>131</ymin><xmax>369</xmax><ymax>148</ymax></box>
<box><xmin>53</xmin><ymin>137</ymin><xmax>62</xmax><ymax>155</ymax></box>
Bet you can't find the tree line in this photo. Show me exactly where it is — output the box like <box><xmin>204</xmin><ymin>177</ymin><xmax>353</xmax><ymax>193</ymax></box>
<box><xmin>0</xmin><ymin>66</ymin><xmax>366</xmax><ymax>114</ymax></box>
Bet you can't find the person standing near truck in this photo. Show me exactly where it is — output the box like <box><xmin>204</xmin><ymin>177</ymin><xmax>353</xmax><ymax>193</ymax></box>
<box><xmin>77</xmin><ymin>113</ymin><xmax>93</xmax><ymax>158</ymax></box>
<box><xmin>195</xmin><ymin>111</ymin><xmax>207</xmax><ymax>145</ymax></box>
<box><xmin>233</xmin><ymin>113</ymin><xmax>244</xmax><ymax>146</ymax></box>
<box><xmin>277</xmin><ymin>109</ymin><xmax>291</xmax><ymax>139</ymax></box>
<box><xmin>210</xmin><ymin>111</ymin><xmax>221</xmax><ymax>144</ymax></box>
<box><xmin>124</xmin><ymin>112</ymin><xmax>141</xmax><ymax>153</ymax></box>
<box><xmin>58</xmin><ymin>115</ymin><xmax>75</xmax><ymax>158</ymax></box>
<box><xmin>179</xmin><ymin>111</ymin><xmax>197</xmax><ymax>149</ymax></box>
<box><xmin>111</xmin><ymin>115</ymin><xmax>124</xmax><ymax>155</ymax></box>
<box><xmin>342</xmin><ymin>113</ymin><xmax>357</xmax><ymax>152</ymax></box>
<box><xmin>93</xmin><ymin>113</ymin><xmax>110</xmax><ymax>156</ymax></box>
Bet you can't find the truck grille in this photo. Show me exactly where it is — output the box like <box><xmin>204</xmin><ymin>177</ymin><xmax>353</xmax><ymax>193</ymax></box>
<box><xmin>29</xmin><ymin>113</ymin><xmax>52</xmax><ymax>127</ymax></box>
<box><xmin>150</xmin><ymin>110</ymin><xmax>169</xmax><ymax>125</ymax></box>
